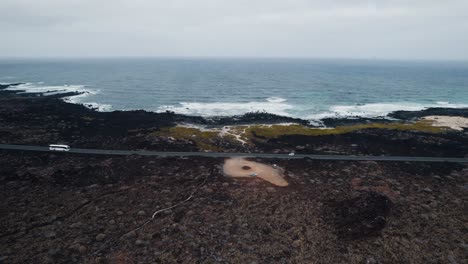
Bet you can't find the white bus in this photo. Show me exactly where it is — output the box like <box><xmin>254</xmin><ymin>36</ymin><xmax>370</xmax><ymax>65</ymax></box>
<box><xmin>49</xmin><ymin>144</ymin><xmax>70</xmax><ymax>152</ymax></box>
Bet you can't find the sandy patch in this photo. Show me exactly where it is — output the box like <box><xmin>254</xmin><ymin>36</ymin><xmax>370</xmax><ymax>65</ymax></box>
<box><xmin>219</xmin><ymin>126</ymin><xmax>248</xmax><ymax>145</ymax></box>
<box><xmin>422</xmin><ymin>116</ymin><xmax>468</xmax><ymax>131</ymax></box>
<box><xmin>223</xmin><ymin>158</ymin><xmax>288</xmax><ymax>187</ymax></box>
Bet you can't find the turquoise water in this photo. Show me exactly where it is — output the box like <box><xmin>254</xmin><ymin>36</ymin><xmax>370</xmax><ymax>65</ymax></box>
<box><xmin>1</xmin><ymin>58</ymin><xmax>468</xmax><ymax>120</ymax></box>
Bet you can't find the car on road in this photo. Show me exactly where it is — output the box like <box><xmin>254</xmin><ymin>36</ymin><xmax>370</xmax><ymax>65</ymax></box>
<box><xmin>288</xmin><ymin>152</ymin><xmax>295</xmax><ymax>156</ymax></box>
<box><xmin>49</xmin><ymin>144</ymin><xmax>70</xmax><ymax>152</ymax></box>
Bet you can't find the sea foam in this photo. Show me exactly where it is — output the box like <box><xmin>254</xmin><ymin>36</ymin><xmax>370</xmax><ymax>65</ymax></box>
<box><xmin>5</xmin><ymin>82</ymin><xmax>90</xmax><ymax>95</ymax></box>
<box><xmin>266</xmin><ymin>97</ymin><xmax>287</xmax><ymax>103</ymax></box>
<box><xmin>4</xmin><ymin>83</ymin><xmax>468</xmax><ymax>119</ymax></box>
<box><xmin>5</xmin><ymin>82</ymin><xmax>112</xmax><ymax>112</ymax></box>
<box><xmin>306</xmin><ymin>102</ymin><xmax>468</xmax><ymax>120</ymax></box>
<box><xmin>158</xmin><ymin>98</ymin><xmax>293</xmax><ymax>117</ymax></box>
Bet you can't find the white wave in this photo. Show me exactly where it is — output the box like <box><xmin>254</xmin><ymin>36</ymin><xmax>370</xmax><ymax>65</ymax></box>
<box><xmin>306</xmin><ymin>102</ymin><xmax>468</xmax><ymax>120</ymax></box>
<box><xmin>158</xmin><ymin>99</ymin><xmax>293</xmax><ymax>117</ymax></box>
<box><xmin>434</xmin><ymin>101</ymin><xmax>468</xmax><ymax>108</ymax></box>
<box><xmin>330</xmin><ymin>103</ymin><xmax>426</xmax><ymax>118</ymax></box>
<box><xmin>305</xmin><ymin>112</ymin><xmax>340</xmax><ymax>120</ymax></box>
<box><xmin>61</xmin><ymin>92</ymin><xmax>112</xmax><ymax>111</ymax></box>
<box><xmin>5</xmin><ymin>83</ymin><xmax>93</xmax><ymax>95</ymax></box>
<box><xmin>80</xmin><ymin>102</ymin><xmax>113</xmax><ymax>112</ymax></box>
<box><xmin>266</xmin><ymin>97</ymin><xmax>287</xmax><ymax>103</ymax></box>
<box><xmin>62</xmin><ymin>91</ymin><xmax>92</xmax><ymax>103</ymax></box>
<box><xmin>5</xmin><ymin>82</ymin><xmax>112</xmax><ymax>112</ymax></box>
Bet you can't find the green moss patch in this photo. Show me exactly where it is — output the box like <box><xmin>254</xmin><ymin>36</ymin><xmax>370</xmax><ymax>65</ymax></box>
<box><xmin>150</xmin><ymin>126</ymin><xmax>236</xmax><ymax>151</ymax></box>
<box><xmin>244</xmin><ymin>121</ymin><xmax>446</xmax><ymax>139</ymax></box>
<box><xmin>150</xmin><ymin>121</ymin><xmax>447</xmax><ymax>150</ymax></box>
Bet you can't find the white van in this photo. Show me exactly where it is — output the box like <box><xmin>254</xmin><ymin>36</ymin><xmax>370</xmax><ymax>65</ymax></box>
<box><xmin>49</xmin><ymin>144</ymin><xmax>70</xmax><ymax>152</ymax></box>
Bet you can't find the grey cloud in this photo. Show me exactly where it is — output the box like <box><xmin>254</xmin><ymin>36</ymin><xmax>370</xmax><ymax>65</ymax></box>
<box><xmin>1</xmin><ymin>0</ymin><xmax>467</xmax><ymax>59</ymax></box>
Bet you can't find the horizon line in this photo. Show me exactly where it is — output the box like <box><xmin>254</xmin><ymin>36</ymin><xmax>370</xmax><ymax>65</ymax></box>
<box><xmin>1</xmin><ymin>55</ymin><xmax>468</xmax><ymax>63</ymax></box>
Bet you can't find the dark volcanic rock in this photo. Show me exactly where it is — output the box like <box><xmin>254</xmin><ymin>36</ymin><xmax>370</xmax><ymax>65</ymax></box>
<box><xmin>204</xmin><ymin>111</ymin><xmax>310</xmax><ymax>127</ymax></box>
<box><xmin>0</xmin><ymin>83</ymin><xmax>24</xmax><ymax>90</ymax></box>
<box><xmin>0</xmin><ymin>152</ymin><xmax>466</xmax><ymax>263</ymax></box>
<box><xmin>328</xmin><ymin>191</ymin><xmax>393</xmax><ymax>239</ymax></box>
<box><xmin>0</xmin><ymin>87</ymin><xmax>312</xmax><ymax>147</ymax></box>
<box><xmin>389</xmin><ymin>107</ymin><xmax>468</xmax><ymax>119</ymax></box>
<box><xmin>321</xmin><ymin>117</ymin><xmax>393</xmax><ymax>127</ymax></box>
<box><xmin>1</xmin><ymin>81</ymin><xmax>468</xmax><ymax>263</ymax></box>
<box><xmin>321</xmin><ymin>107</ymin><xmax>468</xmax><ymax>126</ymax></box>
<box><xmin>259</xmin><ymin>129</ymin><xmax>468</xmax><ymax>157</ymax></box>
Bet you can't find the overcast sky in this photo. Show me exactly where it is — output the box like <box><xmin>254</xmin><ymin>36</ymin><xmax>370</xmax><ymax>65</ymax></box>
<box><xmin>1</xmin><ymin>0</ymin><xmax>467</xmax><ymax>60</ymax></box>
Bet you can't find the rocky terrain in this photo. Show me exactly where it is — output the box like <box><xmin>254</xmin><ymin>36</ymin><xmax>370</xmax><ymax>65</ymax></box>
<box><xmin>0</xmin><ymin>152</ymin><xmax>466</xmax><ymax>263</ymax></box>
<box><xmin>0</xmin><ymin>84</ymin><xmax>467</xmax><ymax>263</ymax></box>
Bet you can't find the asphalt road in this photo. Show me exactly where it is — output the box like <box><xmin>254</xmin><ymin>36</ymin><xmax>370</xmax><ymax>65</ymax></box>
<box><xmin>1</xmin><ymin>143</ymin><xmax>467</xmax><ymax>163</ymax></box>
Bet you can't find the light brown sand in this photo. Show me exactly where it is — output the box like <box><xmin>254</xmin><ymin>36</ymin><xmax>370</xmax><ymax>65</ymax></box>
<box><xmin>223</xmin><ymin>157</ymin><xmax>288</xmax><ymax>187</ymax></box>
<box><xmin>422</xmin><ymin>115</ymin><xmax>468</xmax><ymax>131</ymax></box>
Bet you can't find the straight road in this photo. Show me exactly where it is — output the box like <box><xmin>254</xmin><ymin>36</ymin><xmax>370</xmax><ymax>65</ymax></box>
<box><xmin>1</xmin><ymin>143</ymin><xmax>467</xmax><ymax>163</ymax></box>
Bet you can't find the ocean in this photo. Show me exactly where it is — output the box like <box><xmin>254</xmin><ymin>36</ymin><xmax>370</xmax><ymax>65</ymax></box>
<box><xmin>1</xmin><ymin>58</ymin><xmax>468</xmax><ymax>120</ymax></box>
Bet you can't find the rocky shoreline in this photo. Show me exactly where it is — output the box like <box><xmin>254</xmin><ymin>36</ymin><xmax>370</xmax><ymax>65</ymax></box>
<box><xmin>1</xmin><ymin>82</ymin><xmax>467</xmax><ymax>155</ymax></box>
<box><xmin>0</xmin><ymin>83</ymin><xmax>467</xmax><ymax>263</ymax></box>
<box><xmin>2</xmin><ymin>82</ymin><xmax>468</xmax><ymax>129</ymax></box>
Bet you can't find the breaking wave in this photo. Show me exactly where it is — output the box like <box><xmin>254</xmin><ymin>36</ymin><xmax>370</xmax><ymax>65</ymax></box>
<box><xmin>159</xmin><ymin>100</ymin><xmax>468</xmax><ymax>120</ymax></box>
<box><xmin>158</xmin><ymin>98</ymin><xmax>293</xmax><ymax>117</ymax></box>
<box><xmin>306</xmin><ymin>102</ymin><xmax>468</xmax><ymax>120</ymax></box>
<box><xmin>4</xmin><ymin>82</ymin><xmax>112</xmax><ymax>112</ymax></box>
<box><xmin>266</xmin><ymin>97</ymin><xmax>287</xmax><ymax>103</ymax></box>
<box><xmin>4</xmin><ymin>83</ymin><xmax>468</xmax><ymax>119</ymax></box>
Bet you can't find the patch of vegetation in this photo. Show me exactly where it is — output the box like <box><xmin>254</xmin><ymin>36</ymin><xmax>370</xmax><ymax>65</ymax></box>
<box><xmin>244</xmin><ymin>121</ymin><xmax>446</xmax><ymax>139</ymax></box>
<box><xmin>150</xmin><ymin>121</ymin><xmax>447</xmax><ymax>149</ymax></box>
<box><xmin>150</xmin><ymin>126</ymin><xmax>238</xmax><ymax>151</ymax></box>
